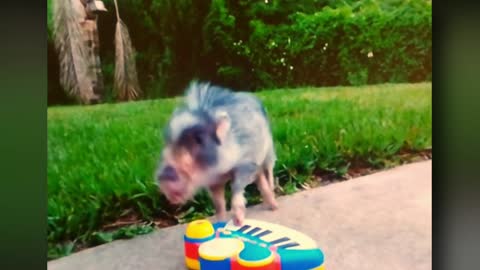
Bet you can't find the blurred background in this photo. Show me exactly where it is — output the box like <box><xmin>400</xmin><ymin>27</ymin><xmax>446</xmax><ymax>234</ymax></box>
<box><xmin>48</xmin><ymin>0</ymin><xmax>431</xmax><ymax>105</ymax></box>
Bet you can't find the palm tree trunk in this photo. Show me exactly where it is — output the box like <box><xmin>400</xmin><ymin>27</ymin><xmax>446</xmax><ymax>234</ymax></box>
<box><xmin>82</xmin><ymin>0</ymin><xmax>107</xmax><ymax>103</ymax></box>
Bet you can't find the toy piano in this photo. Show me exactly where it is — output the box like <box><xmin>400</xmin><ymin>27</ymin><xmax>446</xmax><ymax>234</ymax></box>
<box><xmin>184</xmin><ymin>219</ymin><xmax>325</xmax><ymax>270</ymax></box>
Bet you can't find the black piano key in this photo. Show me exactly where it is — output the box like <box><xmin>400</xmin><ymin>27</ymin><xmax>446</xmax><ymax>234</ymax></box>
<box><xmin>269</xmin><ymin>237</ymin><xmax>291</xmax><ymax>245</ymax></box>
<box><xmin>277</xmin><ymin>242</ymin><xmax>300</xmax><ymax>249</ymax></box>
<box><xmin>245</xmin><ymin>227</ymin><xmax>261</xmax><ymax>235</ymax></box>
<box><xmin>254</xmin><ymin>229</ymin><xmax>272</xmax><ymax>238</ymax></box>
<box><xmin>237</xmin><ymin>225</ymin><xmax>251</xmax><ymax>232</ymax></box>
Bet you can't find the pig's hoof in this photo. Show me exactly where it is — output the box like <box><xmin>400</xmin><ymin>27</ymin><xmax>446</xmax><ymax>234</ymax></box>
<box><xmin>232</xmin><ymin>208</ymin><xmax>245</xmax><ymax>226</ymax></box>
<box><xmin>269</xmin><ymin>201</ymin><xmax>279</xmax><ymax>211</ymax></box>
<box><xmin>262</xmin><ymin>198</ymin><xmax>278</xmax><ymax>211</ymax></box>
<box><xmin>233</xmin><ymin>216</ymin><xmax>244</xmax><ymax>226</ymax></box>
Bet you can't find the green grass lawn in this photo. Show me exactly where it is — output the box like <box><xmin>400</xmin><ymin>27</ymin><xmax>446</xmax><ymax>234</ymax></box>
<box><xmin>48</xmin><ymin>82</ymin><xmax>432</xmax><ymax>259</ymax></box>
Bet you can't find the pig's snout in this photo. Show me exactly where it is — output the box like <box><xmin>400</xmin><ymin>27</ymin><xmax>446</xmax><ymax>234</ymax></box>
<box><xmin>157</xmin><ymin>165</ymin><xmax>178</xmax><ymax>182</ymax></box>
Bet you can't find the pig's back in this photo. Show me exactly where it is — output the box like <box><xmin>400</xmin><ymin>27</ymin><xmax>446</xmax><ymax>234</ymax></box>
<box><xmin>185</xmin><ymin>82</ymin><xmax>274</xmax><ymax>165</ymax></box>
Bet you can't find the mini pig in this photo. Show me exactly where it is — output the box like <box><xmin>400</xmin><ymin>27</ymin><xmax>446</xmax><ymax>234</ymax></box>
<box><xmin>155</xmin><ymin>81</ymin><xmax>278</xmax><ymax>226</ymax></box>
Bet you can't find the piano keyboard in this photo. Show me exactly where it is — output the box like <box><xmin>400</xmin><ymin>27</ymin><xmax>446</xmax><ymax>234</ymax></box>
<box><xmin>223</xmin><ymin>219</ymin><xmax>317</xmax><ymax>250</ymax></box>
<box><xmin>184</xmin><ymin>218</ymin><xmax>326</xmax><ymax>270</ymax></box>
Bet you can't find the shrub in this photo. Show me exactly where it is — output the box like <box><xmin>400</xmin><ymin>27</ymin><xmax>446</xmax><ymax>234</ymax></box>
<box><xmin>229</xmin><ymin>0</ymin><xmax>432</xmax><ymax>87</ymax></box>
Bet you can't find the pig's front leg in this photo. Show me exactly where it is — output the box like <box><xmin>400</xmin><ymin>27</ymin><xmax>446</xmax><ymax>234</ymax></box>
<box><xmin>208</xmin><ymin>182</ymin><xmax>227</xmax><ymax>222</ymax></box>
<box><xmin>231</xmin><ymin>163</ymin><xmax>258</xmax><ymax>226</ymax></box>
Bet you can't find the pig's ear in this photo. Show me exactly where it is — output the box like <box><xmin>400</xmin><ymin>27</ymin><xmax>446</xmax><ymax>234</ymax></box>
<box><xmin>214</xmin><ymin>111</ymin><xmax>230</xmax><ymax>144</ymax></box>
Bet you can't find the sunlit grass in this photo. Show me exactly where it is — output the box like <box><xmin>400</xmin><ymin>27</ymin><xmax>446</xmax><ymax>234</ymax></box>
<box><xmin>48</xmin><ymin>82</ymin><xmax>431</xmax><ymax>259</ymax></box>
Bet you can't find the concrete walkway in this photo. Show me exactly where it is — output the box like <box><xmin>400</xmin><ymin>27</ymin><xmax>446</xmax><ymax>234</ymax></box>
<box><xmin>48</xmin><ymin>160</ymin><xmax>432</xmax><ymax>270</ymax></box>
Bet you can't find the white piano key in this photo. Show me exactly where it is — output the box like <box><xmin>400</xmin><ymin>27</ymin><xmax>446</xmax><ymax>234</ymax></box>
<box><xmin>223</xmin><ymin>219</ymin><xmax>318</xmax><ymax>250</ymax></box>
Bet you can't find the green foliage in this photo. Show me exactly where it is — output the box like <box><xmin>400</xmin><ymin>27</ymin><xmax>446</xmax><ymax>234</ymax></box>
<box><xmin>232</xmin><ymin>0</ymin><xmax>432</xmax><ymax>87</ymax></box>
<box><xmin>48</xmin><ymin>82</ymin><xmax>432</xmax><ymax>258</ymax></box>
<box><xmin>47</xmin><ymin>0</ymin><xmax>431</xmax><ymax>103</ymax></box>
<box><xmin>48</xmin><ymin>224</ymin><xmax>154</xmax><ymax>259</ymax></box>
<box><xmin>91</xmin><ymin>224</ymin><xmax>154</xmax><ymax>245</ymax></box>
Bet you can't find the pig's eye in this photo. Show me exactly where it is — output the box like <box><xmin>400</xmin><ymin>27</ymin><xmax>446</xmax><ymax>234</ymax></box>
<box><xmin>194</xmin><ymin>133</ymin><xmax>204</xmax><ymax>145</ymax></box>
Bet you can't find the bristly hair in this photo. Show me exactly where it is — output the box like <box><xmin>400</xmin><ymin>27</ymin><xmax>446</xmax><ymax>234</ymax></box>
<box><xmin>183</xmin><ymin>81</ymin><xmax>234</xmax><ymax>112</ymax></box>
<box><xmin>52</xmin><ymin>0</ymin><xmax>96</xmax><ymax>103</ymax></box>
<box><xmin>184</xmin><ymin>81</ymin><xmax>212</xmax><ymax>110</ymax></box>
<box><xmin>113</xmin><ymin>0</ymin><xmax>142</xmax><ymax>101</ymax></box>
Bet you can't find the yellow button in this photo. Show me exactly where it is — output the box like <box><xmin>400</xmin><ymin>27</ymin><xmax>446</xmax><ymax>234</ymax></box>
<box><xmin>185</xmin><ymin>219</ymin><xmax>215</xmax><ymax>239</ymax></box>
